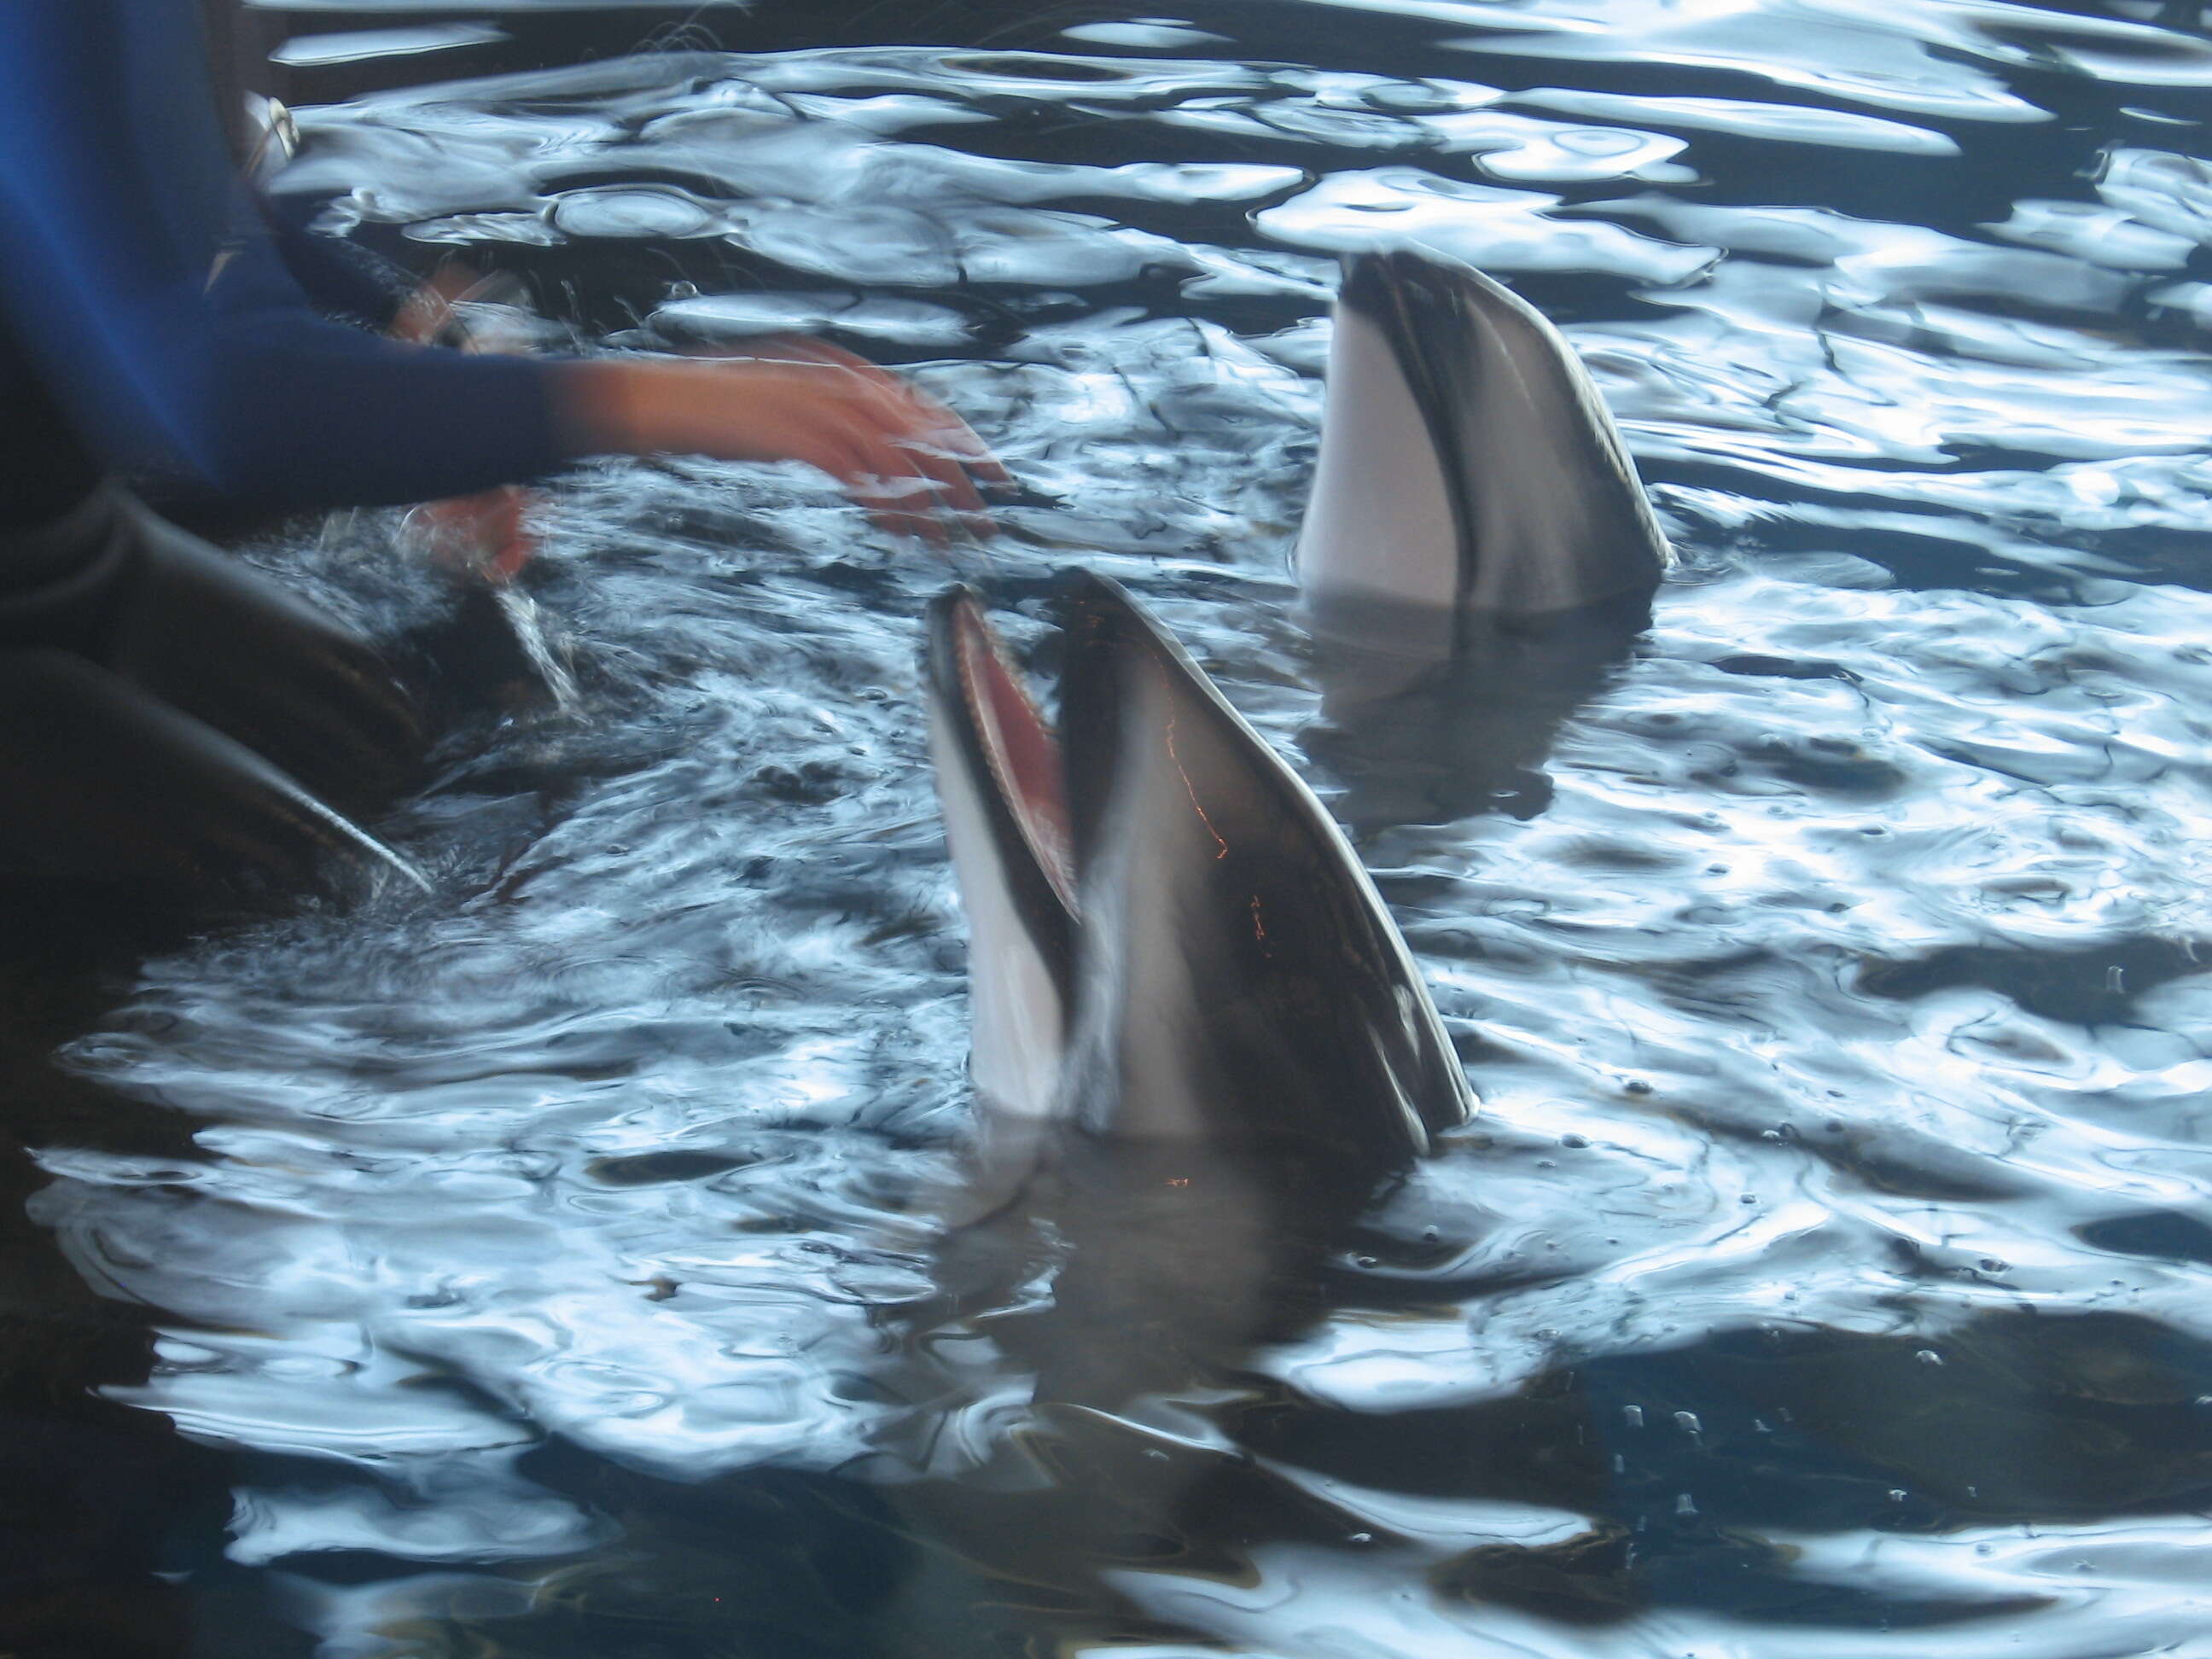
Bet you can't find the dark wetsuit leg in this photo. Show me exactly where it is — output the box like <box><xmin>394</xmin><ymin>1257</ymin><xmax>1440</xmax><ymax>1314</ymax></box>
<box><xmin>0</xmin><ymin>318</ymin><xmax>103</xmax><ymax>535</ymax></box>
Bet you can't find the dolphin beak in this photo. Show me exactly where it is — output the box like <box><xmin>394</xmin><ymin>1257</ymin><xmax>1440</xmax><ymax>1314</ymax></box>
<box><xmin>928</xmin><ymin>574</ymin><xmax>1474</xmax><ymax>1206</ymax></box>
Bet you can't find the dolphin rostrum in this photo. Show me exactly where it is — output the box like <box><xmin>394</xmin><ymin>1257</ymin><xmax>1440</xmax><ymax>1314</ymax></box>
<box><xmin>925</xmin><ymin>572</ymin><xmax>1473</xmax><ymax>1217</ymax></box>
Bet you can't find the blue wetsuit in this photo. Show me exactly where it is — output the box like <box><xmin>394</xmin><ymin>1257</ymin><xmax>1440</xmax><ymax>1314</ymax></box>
<box><xmin>0</xmin><ymin>0</ymin><xmax>564</xmax><ymax>527</ymax></box>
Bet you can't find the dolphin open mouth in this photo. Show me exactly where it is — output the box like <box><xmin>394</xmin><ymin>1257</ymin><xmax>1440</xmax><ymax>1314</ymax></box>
<box><xmin>938</xmin><ymin>590</ymin><xmax>1074</xmax><ymax>911</ymax></box>
<box><xmin>926</xmin><ymin>573</ymin><xmax>1474</xmax><ymax>1185</ymax></box>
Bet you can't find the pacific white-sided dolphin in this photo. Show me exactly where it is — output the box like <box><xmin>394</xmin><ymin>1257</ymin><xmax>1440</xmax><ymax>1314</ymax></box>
<box><xmin>925</xmin><ymin>572</ymin><xmax>1471</xmax><ymax>1212</ymax></box>
<box><xmin>1296</xmin><ymin>246</ymin><xmax>1674</xmax><ymax>826</ymax></box>
<box><xmin>1301</xmin><ymin>244</ymin><xmax>1672</xmax><ymax>642</ymax></box>
<box><xmin>925</xmin><ymin>571</ymin><xmax>1475</xmax><ymax>1402</ymax></box>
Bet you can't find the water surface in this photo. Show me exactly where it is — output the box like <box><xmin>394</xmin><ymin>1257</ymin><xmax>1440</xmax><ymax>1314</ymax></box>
<box><xmin>15</xmin><ymin>2</ymin><xmax>2212</xmax><ymax>1653</ymax></box>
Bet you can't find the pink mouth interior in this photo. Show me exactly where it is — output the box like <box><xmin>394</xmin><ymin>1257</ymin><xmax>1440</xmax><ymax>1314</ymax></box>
<box><xmin>955</xmin><ymin>600</ymin><xmax>1075</xmax><ymax>909</ymax></box>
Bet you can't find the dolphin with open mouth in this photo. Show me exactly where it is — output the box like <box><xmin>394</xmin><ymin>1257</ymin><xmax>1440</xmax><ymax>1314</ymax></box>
<box><xmin>925</xmin><ymin>572</ymin><xmax>1472</xmax><ymax>1217</ymax></box>
<box><xmin>924</xmin><ymin>570</ymin><xmax>1475</xmax><ymax>1400</ymax></box>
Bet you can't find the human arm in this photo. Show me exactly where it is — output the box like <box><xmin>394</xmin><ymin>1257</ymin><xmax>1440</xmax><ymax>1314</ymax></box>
<box><xmin>0</xmin><ymin>1</ymin><xmax>1002</xmax><ymax>527</ymax></box>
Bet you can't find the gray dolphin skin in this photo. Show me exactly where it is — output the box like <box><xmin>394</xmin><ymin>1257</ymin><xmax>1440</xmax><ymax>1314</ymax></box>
<box><xmin>1300</xmin><ymin>243</ymin><xmax>1672</xmax><ymax>646</ymax></box>
<box><xmin>1053</xmin><ymin>572</ymin><xmax>1471</xmax><ymax>1155</ymax></box>
<box><xmin>924</xmin><ymin>573</ymin><xmax>1472</xmax><ymax>1207</ymax></box>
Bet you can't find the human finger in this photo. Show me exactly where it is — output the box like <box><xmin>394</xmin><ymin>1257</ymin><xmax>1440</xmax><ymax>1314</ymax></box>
<box><xmin>888</xmin><ymin>434</ymin><xmax>987</xmax><ymax>516</ymax></box>
<box><xmin>822</xmin><ymin>356</ymin><xmax>1015</xmax><ymax>497</ymax></box>
<box><xmin>390</xmin><ymin>260</ymin><xmax>486</xmax><ymax>346</ymax></box>
<box><xmin>712</xmin><ymin>339</ymin><xmax>1014</xmax><ymax>498</ymax></box>
<box><xmin>786</xmin><ymin>399</ymin><xmax>971</xmax><ymax>532</ymax></box>
<box><xmin>405</xmin><ymin>488</ymin><xmax>537</xmax><ymax>584</ymax></box>
<box><xmin>872</xmin><ymin>376</ymin><xmax>1015</xmax><ymax>495</ymax></box>
<box><xmin>821</xmin><ymin>434</ymin><xmax>966</xmax><ymax>544</ymax></box>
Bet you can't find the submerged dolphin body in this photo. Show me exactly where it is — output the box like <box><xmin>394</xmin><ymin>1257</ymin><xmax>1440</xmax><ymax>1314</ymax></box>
<box><xmin>925</xmin><ymin>573</ymin><xmax>1471</xmax><ymax>1202</ymax></box>
<box><xmin>1296</xmin><ymin>246</ymin><xmax>1674</xmax><ymax>824</ymax></box>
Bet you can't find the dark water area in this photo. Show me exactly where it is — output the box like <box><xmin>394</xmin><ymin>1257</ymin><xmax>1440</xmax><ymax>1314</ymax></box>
<box><xmin>12</xmin><ymin>0</ymin><xmax>2212</xmax><ymax>1653</ymax></box>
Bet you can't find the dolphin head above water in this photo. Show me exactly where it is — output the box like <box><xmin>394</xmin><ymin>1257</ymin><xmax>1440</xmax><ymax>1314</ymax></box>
<box><xmin>925</xmin><ymin>573</ymin><xmax>1472</xmax><ymax>1207</ymax></box>
<box><xmin>926</xmin><ymin>573</ymin><xmax>1476</xmax><ymax>1396</ymax></box>
<box><xmin>1293</xmin><ymin>247</ymin><xmax>1674</xmax><ymax>830</ymax></box>
<box><xmin>1300</xmin><ymin>244</ymin><xmax>1673</xmax><ymax>643</ymax></box>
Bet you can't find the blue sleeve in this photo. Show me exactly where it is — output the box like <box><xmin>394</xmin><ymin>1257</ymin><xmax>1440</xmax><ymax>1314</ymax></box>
<box><xmin>0</xmin><ymin>0</ymin><xmax>568</xmax><ymax>509</ymax></box>
<box><xmin>263</xmin><ymin>197</ymin><xmax>419</xmax><ymax>330</ymax></box>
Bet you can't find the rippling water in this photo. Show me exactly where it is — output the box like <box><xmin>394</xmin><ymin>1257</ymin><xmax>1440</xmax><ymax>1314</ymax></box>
<box><xmin>15</xmin><ymin>2</ymin><xmax>2212</xmax><ymax>1653</ymax></box>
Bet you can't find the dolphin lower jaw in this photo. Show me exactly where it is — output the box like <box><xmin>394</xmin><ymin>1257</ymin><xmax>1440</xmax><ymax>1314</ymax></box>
<box><xmin>1299</xmin><ymin>302</ymin><xmax>1465</xmax><ymax>627</ymax></box>
<box><xmin>924</xmin><ymin>591</ymin><xmax>1081</xmax><ymax>1221</ymax></box>
<box><xmin>928</xmin><ymin>711</ymin><xmax>1069</xmax><ymax>1126</ymax></box>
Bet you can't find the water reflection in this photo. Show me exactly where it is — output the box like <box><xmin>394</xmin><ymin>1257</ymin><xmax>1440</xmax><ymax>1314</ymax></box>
<box><xmin>1308</xmin><ymin>595</ymin><xmax>1654</xmax><ymax>826</ymax></box>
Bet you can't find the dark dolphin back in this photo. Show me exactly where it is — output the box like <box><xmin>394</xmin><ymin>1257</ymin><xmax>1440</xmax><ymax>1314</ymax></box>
<box><xmin>1052</xmin><ymin>571</ymin><xmax>1474</xmax><ymax>1163</ymax></box>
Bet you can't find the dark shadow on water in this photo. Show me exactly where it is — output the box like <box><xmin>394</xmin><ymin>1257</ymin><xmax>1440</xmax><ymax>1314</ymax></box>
<box><xmin>1437</xmin><ymin>1523</ymin><xmax>2050</xmax><ymax>1631</ymax></box>
<box><xmin>1231</xmin><ymin>1311</ymin><xmax>2212</xmax><ymax>1626</ymax></box>
<box><xmin>1857</xmin><ymin>934</ymin><xmax>2211</xmax><ymax>1025</ymax></box>
<box><xmin>2075</xmin><ymin>1209</ymin><xmax>2212</xmax><ymax>1270</ymax></box>
<box><xmin>0</xmin><ymin>884</ymin><xmax>318</xmax><ymax>1658</ymax></box>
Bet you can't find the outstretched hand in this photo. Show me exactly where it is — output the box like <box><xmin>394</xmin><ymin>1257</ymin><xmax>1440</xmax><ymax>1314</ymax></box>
<box><xmin>554</xmin><ymin>339</ymin><xmax>1012</xmax><ymax>544</ymax></box>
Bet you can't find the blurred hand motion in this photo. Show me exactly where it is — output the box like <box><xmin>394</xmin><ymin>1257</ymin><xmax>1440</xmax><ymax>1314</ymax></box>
<box><xmin>558</xmin><ymin>337</ymin><xmax>1013</xmax><ymax>546</ymax></box>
